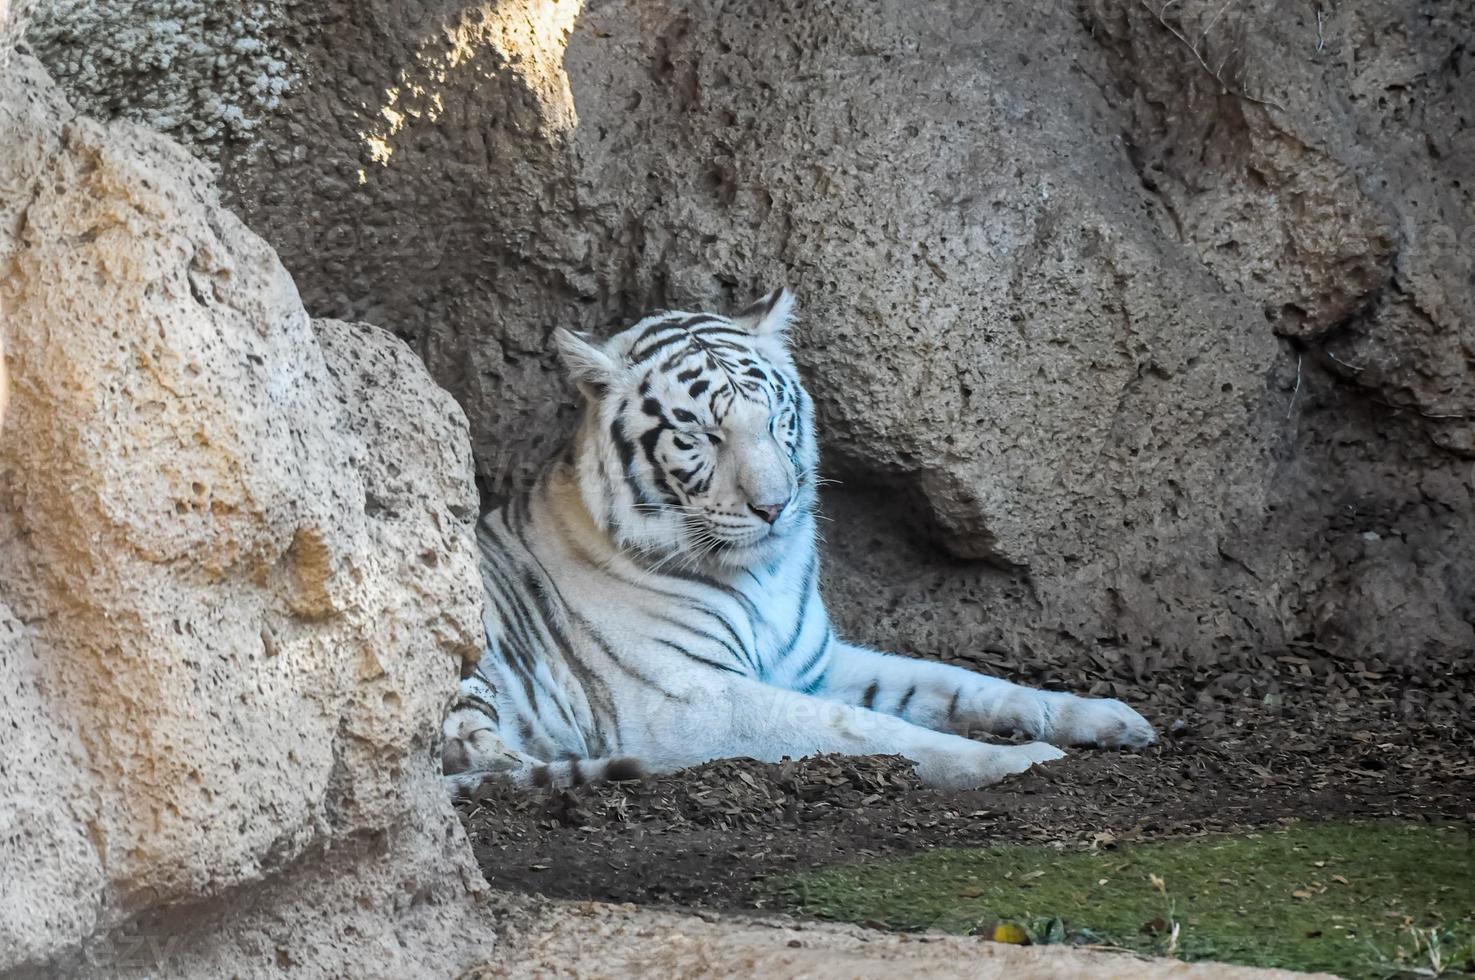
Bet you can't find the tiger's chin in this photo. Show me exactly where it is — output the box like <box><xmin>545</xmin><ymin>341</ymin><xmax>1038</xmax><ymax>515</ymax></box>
<box><xmin>691</xmin><ymin>526</ymin><xmax>794</xmax><ymax>572</ymax></box>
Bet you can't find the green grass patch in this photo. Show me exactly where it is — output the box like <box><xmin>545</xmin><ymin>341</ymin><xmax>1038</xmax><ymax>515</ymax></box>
<box><xmin>772</xmin><ymin>822</ymin><xmax>1475</xmax><ymax>977</ymax></box>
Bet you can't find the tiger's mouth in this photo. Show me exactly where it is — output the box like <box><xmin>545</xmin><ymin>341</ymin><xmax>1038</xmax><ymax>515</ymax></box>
<box><xmin>699</xmin><ymin>512</ymin><xmax>789</xmax><ymax>545</ymax></box>
<box><xmin>689</xmin><ymin>512</ymin><xmax>800</xmax><ymax>568</ymax></box>
<box><xmin>701</xmin><ymin>526</ymin><xmax>772</xmax><ymax>551</ymax></box>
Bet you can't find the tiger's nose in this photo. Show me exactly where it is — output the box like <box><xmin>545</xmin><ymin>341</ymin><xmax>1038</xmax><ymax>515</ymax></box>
<box><xmin>748</xmin><ymin>499</ymin><xmax>788</xmax><ymax>524</ymax></box>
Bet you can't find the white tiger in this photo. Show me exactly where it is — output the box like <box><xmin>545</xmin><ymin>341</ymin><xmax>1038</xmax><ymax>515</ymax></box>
<box><xmin>442</xmin><ymin>288</ymin><xmax>1155</xmax><ymax>791</ymax></box>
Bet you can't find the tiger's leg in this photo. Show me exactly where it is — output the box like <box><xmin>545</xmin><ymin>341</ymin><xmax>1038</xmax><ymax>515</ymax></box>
<box><xmin>806</xmin><ymin>641</ymin><xmax>1156</xmax><ymax>749</ymax></box>
<box><xmin>628</xmin><ymin>676</ymin><xmax>1064</xmax><ymax>790</ymax></box>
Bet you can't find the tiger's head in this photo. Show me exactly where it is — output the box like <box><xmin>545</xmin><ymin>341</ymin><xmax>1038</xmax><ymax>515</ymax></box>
<box><xmin>555</xmin><ymin>287</ymin><xmax>818</xmax><ymax>571</ymax></box>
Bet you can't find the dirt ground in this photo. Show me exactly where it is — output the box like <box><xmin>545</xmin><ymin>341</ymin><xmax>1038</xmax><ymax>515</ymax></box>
<box><xmin>456</xmin><ymin>655</ymin><xmax>1475</xmax><ymax>915</ymax></box>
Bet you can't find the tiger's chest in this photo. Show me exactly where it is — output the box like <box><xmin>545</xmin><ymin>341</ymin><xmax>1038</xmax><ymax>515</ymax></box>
<box><xmin>556</xmin><ymin>545</ymin><xmax>819</xmax><ymax>679</ymax></box>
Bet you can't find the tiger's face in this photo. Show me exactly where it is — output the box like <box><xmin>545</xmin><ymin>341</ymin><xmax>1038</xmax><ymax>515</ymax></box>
<box><xmin>556</xmin><ymin>288</ymin><xmax>818</xmax><ymax>571</ymax></box>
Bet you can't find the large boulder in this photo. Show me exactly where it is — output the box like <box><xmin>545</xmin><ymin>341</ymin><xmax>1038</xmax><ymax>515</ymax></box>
<box><xmin>23</xmin><ymin>0</ymin><xmax>1473</xmax><ymax>680</ymax></box>
<box><xmin>0</xmin><ymin>25</ymin><xmax>492</xmax><ymax>977</ymax></box>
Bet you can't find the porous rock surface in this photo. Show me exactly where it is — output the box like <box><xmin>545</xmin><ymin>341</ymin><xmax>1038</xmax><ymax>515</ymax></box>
<box><xmin>25</xmin><ymin>0</ymin><xmax>297</xmax><ymax>156</ymax></box>
<box><xmin>27</xmin><ymin>0</ymin><xmax>1471</xmax><ymax>680</ymax></box>
<box><xmin>476</xmin><ymin>900</ymin><xmax>1336</xmax><ymax>980</ymax></box>
<box><xmin>0</xmin><ymin>21</ymin><xmax>493</xmax><ymax>976</ymax></box>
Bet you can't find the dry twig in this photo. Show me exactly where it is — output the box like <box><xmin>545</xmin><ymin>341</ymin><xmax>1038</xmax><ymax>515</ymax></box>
<box><xmin>1139</xmin><ymin>0</ymin><xmax>1287</xmax><ymax>110</ymax></box>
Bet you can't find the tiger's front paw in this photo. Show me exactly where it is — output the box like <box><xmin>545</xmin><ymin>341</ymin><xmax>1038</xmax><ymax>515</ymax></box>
<box><xmin>918</xmin><ymin>740</ymin><xmax>1066</xmax><ymax>790</ymax></box>
<box><xmin>1047</xmin><ymin>695</ymin><xmax>1157</xmax><ymax>749</ymax></box>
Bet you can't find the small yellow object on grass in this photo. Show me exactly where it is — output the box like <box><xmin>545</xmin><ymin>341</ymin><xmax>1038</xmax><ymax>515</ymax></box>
<box><xmin>990</xmin><ymin>921</ymin><xmax>1030</xmax><ymax>945</ymax></box>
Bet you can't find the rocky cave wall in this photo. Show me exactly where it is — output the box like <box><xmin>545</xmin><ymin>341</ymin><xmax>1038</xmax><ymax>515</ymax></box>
<box><xmin>0</xmin><ymin>4</ymin><xmax>495</xmax><ymax>974</ymax></box>
<box><xmin>22</xmin><ymin>0</ymin><xmax>1475</xmax><ymax>699</ymax></box>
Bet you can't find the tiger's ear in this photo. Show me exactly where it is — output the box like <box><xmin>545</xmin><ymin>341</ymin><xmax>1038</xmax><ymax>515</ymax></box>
<box><xmin>554</xmin><ymin>328</ymin><xmax>618</xmax><ymax>391</ymax></box>
<box><xmin>733</xmin><ymin>286</ymin><xmax>796</xmax><ymax>338</ymax></box>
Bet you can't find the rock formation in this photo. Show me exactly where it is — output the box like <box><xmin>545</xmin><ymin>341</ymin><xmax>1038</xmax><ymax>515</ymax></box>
<box><xmin>25</xmin><ymin>0</ymin><xmax>1470</xmax><ymax>684</ymax></box>
<box><xmin>0</xmin><ymin>9</ymin><xmax>493</xmax><ymax>973</ymax></box>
